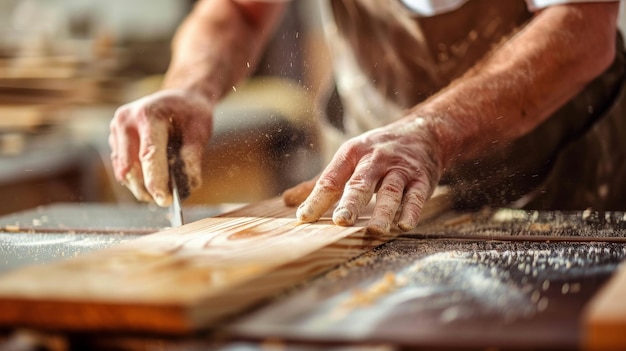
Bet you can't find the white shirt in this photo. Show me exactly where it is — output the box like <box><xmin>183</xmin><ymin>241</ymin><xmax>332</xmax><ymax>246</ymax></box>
<box><xmin>400</xmin><ymin>0</ymin><xmax>619</xmax><ymax>16</ymax></box>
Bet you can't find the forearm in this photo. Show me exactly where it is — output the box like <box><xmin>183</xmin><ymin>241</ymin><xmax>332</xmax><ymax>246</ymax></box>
<box><xmin>412</xmin><ymin>3</ymin><xmax>619</xmax><ymax>168</ymax></box>
<box><xmin>162</xmin><ymin>0</ymin><xmax>286</xmax><ymax>103</ymax></box>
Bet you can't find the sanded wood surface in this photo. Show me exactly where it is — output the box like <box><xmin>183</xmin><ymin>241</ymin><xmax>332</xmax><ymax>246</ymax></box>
<box><xmin>583</xmin><ymin>261</ymin><xmax>626</xmax><ymax>350</ymax></box>
<box><xmin>0</xmin><ymin>196</ymin><xmax>449</xmax><ymax>334</ymax></box>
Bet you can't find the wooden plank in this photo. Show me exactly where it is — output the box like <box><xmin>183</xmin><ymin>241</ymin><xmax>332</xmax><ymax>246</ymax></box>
<box><xmin>583</xmin><ymin>262</ymin><xmax>626</xmax><ymax>350</ymax></box>
<box><xmin>0</xmin><ymin>195</ymin><xmax>450</xmax><ymax>335</ymax></box>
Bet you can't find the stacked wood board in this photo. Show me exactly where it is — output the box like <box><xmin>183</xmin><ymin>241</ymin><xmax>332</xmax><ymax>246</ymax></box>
<box><xmin>0</xmin><ymin>196</ymin><xmax>449</xmax><ymax>335</ymax></box>
<box><xmin>583</xmin><ymin>261</ymin><xmax>626</xmax><ymax>350</ymax></box>
<box><xmin>0</xmin><ymin>55</ymin><xmax>126</xmax><ymax>133</ymax></box>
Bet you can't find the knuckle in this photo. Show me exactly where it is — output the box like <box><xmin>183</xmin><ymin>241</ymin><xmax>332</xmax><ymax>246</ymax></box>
<box><xmin>346</xmin><ymin>176</ymin><xmax>371</xmax><ymax>193</ymax></box>
<box><xmin>135</xmin><ymin>104</ymin><xmax>155</xmax><ymax>123</ymax></box>
<box><xmin>139</xmin><ymin>143</ymin><xmax>158</xmax><ymax>162</ymax></box>
<box><xmin>404</xmin><ymin>191</ymin><xmax>427</xmax><ymax>211</ymax></box>
<box><xmin>337</xmin><ymin>139</ymin><xmax>366</xmax><ymax>158</ymax></box>
<box><xmin>113</xmin><ymin>104</ymin><xmax>129</xmax><ymax>118</ymax></box>
<box><xmin>111</xmin><ymin>105</ymin><xmax>145</xmax><ymax>133</ymax></box>
<box><xmin>375</xmin><ymin>204</ymin><xmax>396</xmax><ymax>219</ymax></box>
<box><xmin>110</xmin><ymin>110</ymin><xmax>126</xmax><ymax>131</ymax></box>
<box><xmin>341</xmin><ymin>138</ymin><xmax>361</xmax><ymax>150</ymax></box>
<box><xmin>379</xmin><ymin>181</ymin><xmax>404</xmax><ymax>196</ymax></box>
<box><xmin>316</xmin><ymin>176</ymin><xmax>343</xmax><ymax>193</ymax></box>
<box><xmin>371</xmin><ymin>146</ymin><xmax>393</xmax><ymax>161</ymax></box>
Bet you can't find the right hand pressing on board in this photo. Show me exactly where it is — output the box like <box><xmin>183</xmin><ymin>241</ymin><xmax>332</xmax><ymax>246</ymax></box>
<box><xmin>109</xmin><ymin>89</ymin><xmax>213</xmax><ymax>207</ymax></box>
<box><xmin>285</xmin><ymin>116</ymin><xmax>446</xmax><ymax>235</ymax></box>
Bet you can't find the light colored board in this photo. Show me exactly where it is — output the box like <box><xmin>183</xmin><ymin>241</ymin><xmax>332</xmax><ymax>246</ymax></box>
<box><xmin>583</xmin><ymin>262</ymin><xmax>626</xmax><ymax>350</ymax></box>
<box><xmin>0</xmin><ymin>195</ymin><xmax>451</xmax><ymax>335</ymax></box>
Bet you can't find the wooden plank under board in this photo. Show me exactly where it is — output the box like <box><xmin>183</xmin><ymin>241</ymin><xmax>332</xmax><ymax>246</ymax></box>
<box><xmin>0</xmin><ymin>195</ymin><xmax>450</xmax><ymax>335</ymax></box>
<box><xmin>583</xmin><ymin>261</ymin><xmax>626</xmax><ymax>350</ymax></box>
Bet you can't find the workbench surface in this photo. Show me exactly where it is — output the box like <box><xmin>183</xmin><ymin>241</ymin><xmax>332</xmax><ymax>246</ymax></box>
<box><xmin>0</xmin><ymin>204</ymin><xmax>624</xmax><ymax>351</ymax></box>
<box><xmin>0</xmin><ymin>203</ymin><xmax>231</xmax><ymax>274</ymax></box>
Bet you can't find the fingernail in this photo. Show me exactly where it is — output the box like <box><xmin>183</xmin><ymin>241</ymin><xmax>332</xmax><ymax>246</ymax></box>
<box><xmin>153</xmin><ymin>192</ymin><xmax>170</xmax><ymax>207</ymax></box>
<box><xmin>188</xmin><ymin>173</ymin><xmax>202</xmax><ymax>190</ymax></box>
<box><xmin>124</xmin><ymin>175</ymin><xmax>151</xmax><ymax>202</ymax></box>
<box><xmin>333</xmin><ymin>207</ymin><xmax>354</xmax><ymax>226</ymax></box>
<box><xmin>296</xmin><ymin>203</ymin><xmax>314</xmax><ymax>222</ymax></box>
<box><xmin>398</xmin><ymin>221</ymin><xmax>416</xmax><ymax>232</ymax></box>
<box><xmin>367</xmin><ymin>221</ymin><xmax>390</xmax><ymax>236</ymax></box>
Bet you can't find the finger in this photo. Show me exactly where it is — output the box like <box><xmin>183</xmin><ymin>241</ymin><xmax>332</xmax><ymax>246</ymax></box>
<box><xmin>139</xmin><ymin>117</ymin><xmax>172</xmax><ymax>207</ymax></box>
<box><xmin>178</xmin><ymin>142</ymin><xmax>204</xmax><ymax>198</ymax></box>
<box><xmin>108</xmin><ymin>124</ymin><xmax>122</xmax><ymax>181</ymax></box>
<box><xmin>367</xmin><ymin>170</ymin><xmax>407</xmax><ymax>235</ymax></box>
<box><xmin>283</xmin><ymin>177</ymin><xmax>318</xmax><ymax>207</ymax></box>
<box><xmin>109</xmin><ymin>111</ymin><xmax>137</xmax><ymax>183</ymax></box>
<box><xmin>296</xmin><ymin>149</ymin><xmax>357</xmax><ymax>223</ymax></box>
<box><xmin>110</xmin><ymin>110</ymin><xmax>152</xmax><ymax>202</ymax></box>
<box><xmin>124</xmin><ymin>164</ymin><xmax>153</xmax><ymax>202</ymax></box>
<box><xmin>178</xmin><ymin>113</ymin><xmax>211</xmax><ymax>196</ymax></box>
<box><xmin>397</xmin><ymin>178</ymin><xmax>432</xmax><ymax>232</ymax></box>
<box><xmin>332</xmin><ymin>156</ymin><xmax>385</xmax><ymax>227</ymax></box>
<box><xmin>296</xmin><ymin>176</ymin><xmax>343</xmax><ymax>223</ymax></box>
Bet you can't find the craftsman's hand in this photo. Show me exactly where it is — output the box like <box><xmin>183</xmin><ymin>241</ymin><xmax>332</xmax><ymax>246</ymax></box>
<box><xmin>295</xmin><ymin>117</ymin><xmax>444</xmax><ymax>235</ymax></box>
<box><xmin>109</xmin><ymin>89</ymin><xmax>213</xmax><ymax>206</ymax></box>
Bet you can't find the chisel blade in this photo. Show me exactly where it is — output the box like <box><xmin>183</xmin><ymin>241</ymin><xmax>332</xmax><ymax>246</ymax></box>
<box><xmin>169</xmin><ymin>169</ymin><xmax>184</xmax><ymax>227</ymax></box>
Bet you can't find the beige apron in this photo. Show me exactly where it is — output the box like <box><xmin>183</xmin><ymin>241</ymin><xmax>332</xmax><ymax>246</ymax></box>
<box><xmin>320</xmin><ymin>0</ymin><xmax>626</xmax><ymax>211</ymax></box>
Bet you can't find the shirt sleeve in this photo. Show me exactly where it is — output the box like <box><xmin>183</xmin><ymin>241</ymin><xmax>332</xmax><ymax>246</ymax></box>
<box><xmin>525</xmin><ymin>0</ymin><xmax>620</xmax><ymax>12</ymax></box>
<box><xmin>399</xmin><ymin>0</ymin><xmax>620</xmax><ymax>16</ymax></box>
<box><xmin>399</xmin><ymin>0</ymin><xmax>468</xmax><ymax>16</ymax></box>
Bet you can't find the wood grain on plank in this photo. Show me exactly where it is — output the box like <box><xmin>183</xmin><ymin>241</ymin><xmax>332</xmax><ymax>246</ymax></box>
<box><xmin>0</xmin><ymin>195</ymin><xmax>450</xmax><ymax>334</ymax></box>
<box><xmin>583</xmin><ymin>262</ymin><xmax>626</xmax><ymax>350</ymax></box>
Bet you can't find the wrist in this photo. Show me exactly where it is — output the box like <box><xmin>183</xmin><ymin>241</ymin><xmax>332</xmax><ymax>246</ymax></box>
<box><xmin>162</xmin><ymin>68</ymin><xmax>221</xmax><ymax>106</ymax></box>
<box><xmin>402</xmin><ymin>110</ymin><xmax>464</xmax><ymax>171</ymax></box>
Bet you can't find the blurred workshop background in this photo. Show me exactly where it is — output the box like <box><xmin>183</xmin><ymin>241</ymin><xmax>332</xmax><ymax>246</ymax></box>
<box><xmin>0</xmin><ymin>0</ymin><xmax>332</xmax><ymax>215</ymax></box>
<box><xmin>0</xmin><ymin>0</ymin><xmax>625</xmax><ymax>215</ymax></box>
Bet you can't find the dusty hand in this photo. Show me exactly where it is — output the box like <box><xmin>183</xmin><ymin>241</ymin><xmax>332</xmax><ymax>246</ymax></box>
<box><xmin>296</xmin><ymin>117</ymin><xmax>444</xmax><ymax>235</ymax></box>
<box><xmin>109</xmin><ymin>89</ymin><xmax>213</xmax><ymax>206</ymax></box>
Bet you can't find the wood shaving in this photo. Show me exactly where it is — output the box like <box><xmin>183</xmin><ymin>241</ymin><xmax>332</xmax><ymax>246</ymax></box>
<box><xmin>343</xmin><ymin>271</ymin><xmax>406</xmax><ymax>309</ymax></box>
<box><xmin>4</xmin><ymin>224</ymin><xmax>20</xmax><ymax>232</ymax></box>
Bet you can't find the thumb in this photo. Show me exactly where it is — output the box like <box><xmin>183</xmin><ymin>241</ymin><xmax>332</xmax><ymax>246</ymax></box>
<box><xmin>282</xmin><ymin>176</ymin><xmax>319</xmax><ymax>207</ymax></box>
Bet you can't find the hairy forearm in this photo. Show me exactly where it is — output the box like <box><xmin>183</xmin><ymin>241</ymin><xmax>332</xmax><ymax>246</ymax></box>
<box><xmin>412</xmin><ymin>3</ymin><xmax>618</xmax><ymax>168</ymax></box>
<box><xmin>162</xmin><ymin>0</ymin><xmax>286</xmax><ymax>102</ymax></box>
